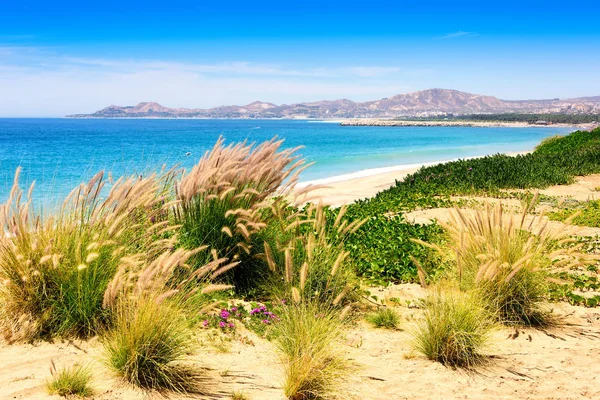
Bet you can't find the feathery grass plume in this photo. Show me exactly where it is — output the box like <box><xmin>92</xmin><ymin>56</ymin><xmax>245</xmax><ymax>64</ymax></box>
<box><xmin>416</xmin><ymin>198</ymin><xmax>596</xmax><ymax>326</ymax></box>
<box><xmin>366</xmin><ymin>307</ymin><xmax>401</xmax><ymax>330</ymax></box>
<box><xmin>46</xmin><ymin>362</ymin><xmax>94</xmax><ymax>397</ymax></box>
<box><xmin>174</xmin><ymin>137</ymin><xmax>309</xmax><ymax>289</ymax></box>
<box><xmin>102</xmin><ymin>295</ymin><xmax>206</xmax><ymax>393</ymax></box>
<box><xmin>0</xmin><ymin>169</ymin><xmax>176</xmax><ymax>341</ymax></box>
<box><xmin>274</xmin><ymin>300</ymin><xmax>350</xmax><ymax>400</ymax></box>
<box><xmin>257</xmin><ymin>203</ymin><xmax>365</xmax><ymax>303</ymax></box>
<box><xmin>413</xmin><ymin>287</ymin><xmax>494</xmax><ymax>368</ymax></box>
<box><xmin>103</xmin><ymin>245</ymin><xmax>237</xmax><ymax>311</ymax></box>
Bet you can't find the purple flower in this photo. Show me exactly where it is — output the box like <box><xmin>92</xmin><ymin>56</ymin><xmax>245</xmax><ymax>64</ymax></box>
<box><xmin>228</xmin><ymin>323</ymin><xmax>235</xmax><ymax>328</ymax></box>
<box><xmin>468</xmin><ymin>167</ymin><xmax>473</xmax><ymax>171</ymax></box>
<box><xmin>262</xmin><ymin>319</ymin><xmax>270</xmax><ymax>324</ymax></box>
<box><xmin>219</xmin><ymin>321</ymin><xmax>226</xmax><ymax>328</ymax></box>
<box><xmin>231</xmin><ymin>307</ymin><xmax>238</xmax><ymax>312</ymax></box>
<box><xmin>220</xmin><ymin>310</ymin><xmax>230</xmax><ymax>319</ymax></box>
<box><xmin>202</xmin><ymin>320</ymin><xmax>209</xmax><ymax>327</ymax></box>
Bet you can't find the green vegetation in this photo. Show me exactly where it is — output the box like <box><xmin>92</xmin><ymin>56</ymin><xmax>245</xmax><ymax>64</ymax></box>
<box><xmin>550</xmin><ymin>200</ymin><xmax>600</xmax><ymax>228</ymax></box>
<box><xmin>366</xmin><ymin>307</ymin><xmax>401</xmax><ymax>329</ymax></box>
<box><xmin>413</xmin><ymin>289</ymin><xmax>494</xmax><ymax>368</ymax></box>
<box><xmin>3</xmin><ymin>127</ymin><xmax>600</xmax><ymax>394</ymax></box>
<box><xmin>46</xmin><ymin>363</ymin><xmax>93</xmax><ymax>397</ymax></box>
<box><xmin>342</xmin><ymin>127</ymin><xmax>600</xmax><ymax>283</ymax></box>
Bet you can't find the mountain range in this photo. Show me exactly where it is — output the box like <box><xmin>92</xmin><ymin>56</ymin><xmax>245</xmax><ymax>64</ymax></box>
<box><xmin>67</xmin><ymin>89</ymin><xmax>600</xmax><ymax>119</ymax></box>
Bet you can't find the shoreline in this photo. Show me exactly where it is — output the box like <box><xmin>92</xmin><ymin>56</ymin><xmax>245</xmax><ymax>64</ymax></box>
<box><xmin>339</xmin><ymin>119</ymin><xmax>597</xmax><ymax>129</ymax></box>
<box><xmin>298</xmin><ymin>150</ymin><xmax>530</xmax><ymax>206</ymax></box>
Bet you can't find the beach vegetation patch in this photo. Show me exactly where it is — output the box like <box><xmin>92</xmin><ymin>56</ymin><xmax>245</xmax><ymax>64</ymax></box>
<box><xmin>366</xmin><ymin>307</ymin><xmax>401</xmax><ymax>329</ymax></box>
<box><xmin>413</xmin><ymin>288</ymin><xmax>494</xmax><ymax>368</ymax></box>
<box><xmin>46</xmin><ymin>362</ymin><xmax>93</xmax><ymax>397</ymax></box>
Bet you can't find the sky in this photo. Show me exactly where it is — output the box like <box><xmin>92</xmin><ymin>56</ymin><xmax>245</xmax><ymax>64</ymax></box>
<box><xmin>1</xmin><ymin>0</ymin><xmax>599</xmax><ymax>117</ymax></box>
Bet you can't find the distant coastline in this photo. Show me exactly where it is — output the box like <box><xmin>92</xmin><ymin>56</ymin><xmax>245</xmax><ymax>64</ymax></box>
<box><xmin>339</xmin><ymin>119</ymin><xmax>599</xmax><ymax>129</ymax></box>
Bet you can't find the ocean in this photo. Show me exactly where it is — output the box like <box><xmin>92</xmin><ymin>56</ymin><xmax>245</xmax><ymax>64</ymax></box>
<box><xmin>0</xmin><ymin>118</ymin><xmax>574</xmax><ymax>204</ymax></box>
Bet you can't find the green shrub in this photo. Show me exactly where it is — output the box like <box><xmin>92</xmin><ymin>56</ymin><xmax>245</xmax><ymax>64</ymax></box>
<box><xmin>46</xmin><ymin>363</ymin><xmax>93</xmax><ymax>397</ymax></box>
<box><xmin>366</xmin><ymin>307</ymin><xmax>401</xmax><ymax>329</ymax></box>
<box><xmin>344</xmin><ymin>213</ymin><xmax>445</xmax><ymax>284</ymax></box>
<box><xmin>413</xmin><ymin>289</ymin><xmax>494</xmax><ymax>368</ymax></box>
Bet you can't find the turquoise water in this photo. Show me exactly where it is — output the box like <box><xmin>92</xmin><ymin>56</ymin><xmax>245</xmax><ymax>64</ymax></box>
<box><xmin>0</xmin><ymin>118</ymin><xmax>573</xmax><ymax>203</ymax></box>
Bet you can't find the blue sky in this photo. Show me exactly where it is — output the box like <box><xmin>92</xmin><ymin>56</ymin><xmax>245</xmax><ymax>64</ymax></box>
<box><xmin>1</xmin><ymin>0</ymin><xmax>599</xmax><ymax>116</ymax></box>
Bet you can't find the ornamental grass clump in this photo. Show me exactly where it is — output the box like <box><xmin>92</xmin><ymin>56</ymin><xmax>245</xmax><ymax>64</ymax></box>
<box><xmin>274</xmin><ymin>301</ymin><xmax>350</xmax><ymax>400</ymax></box>
<box><xmin>417</xmin><ymin>196</ymin><xmax>595</xmax><ymax>326</ymax></box>
<box><xmin>273</xmin><ymin>241</ymin><xmax>355</xmax><ymax>400</ymax></box>
<box><xmin>0</xmin><ymin>168</ymin><xmax>175</xmax><ymax>341</ymax></box>
<box><xmin>174</xmin><ymin>136</ymin><xmax>310</xmax><ymax>289</ymax></box>
<box><xmin>46</xmin><ymin>362</ymin><xmax>94</xmax><ymax>397</ymax></box>
<box><xmin>102</xmin><ymin>295</ymin><xmax>204</xmax><ymax>393</ymax></box>
<box><xmin>413</xmin><ymin>288</ymin><xmax>494</xmax><ymax>368</ymax></box>
<box><xmin>101</xmin><ymin>243</ymin><xmax>236</xmax><ymax>392</ymax></box>
<box><xmin>258</xmin><ymin>203</ymin><xmax>365</xmax><ymax>303</ymax></box>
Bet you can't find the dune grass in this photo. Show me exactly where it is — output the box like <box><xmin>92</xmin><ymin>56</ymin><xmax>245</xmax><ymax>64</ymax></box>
<box><xmin>46</xmin><ymin>362</ymin><xmax>93</xmax><ymax>397</ymax></box>
<box><xmin>416</xmin><ymin>198</ymin><xmax>595</xmax><ymax>326</ymax></box>
<box><xmin>274</xmin><ymin>301</ymin><xmax>349</xmax><ymax>400</ymax></box>
<box><xmin>0</xmin><ymin>169</ymin><xmax>175</xmax><ymax>341</ymax></box>
<box><xmin>366</xmin><ymin>307</ymin><xmax>401</xmax><ymax>330</ymax></box>
<box><xmin>101</xmin><ymin>296</ymin><xmax>204</xmax><ymax>393</ymax></box>
<box><xmin>413</xmin><ymin>288</ymin><xmax>494</xmax><ymax>368</ymax></box>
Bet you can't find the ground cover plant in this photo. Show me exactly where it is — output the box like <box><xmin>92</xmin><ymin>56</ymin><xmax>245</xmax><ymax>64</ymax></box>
<box><xmin>550</xmin><ymin>200</ymin><xmax>600</xmax><ymax>228</ymax></box>
<box><xmin>341</xmin><ymin>127</ymin><xmax>600</xmax><ymax>283</ymax></box>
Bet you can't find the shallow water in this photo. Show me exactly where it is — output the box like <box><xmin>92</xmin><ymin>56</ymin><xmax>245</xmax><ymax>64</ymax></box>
<box><xmin>0</xmin><ymin>118</ymin><xmax>573</xmax><ymax>204</ymax></box>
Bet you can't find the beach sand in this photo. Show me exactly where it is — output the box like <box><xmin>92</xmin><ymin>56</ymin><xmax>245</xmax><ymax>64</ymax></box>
<box><xmin>301</xmin><ymin>151</ymin><xmax>531</xmax><ymax>207</ymax></box>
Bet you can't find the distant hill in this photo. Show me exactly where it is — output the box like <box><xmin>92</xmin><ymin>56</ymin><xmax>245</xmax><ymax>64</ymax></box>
<box><xmin>67</xmin><ymin>89</ymin><xmax>600</xmax><ymax>119</ymax></box>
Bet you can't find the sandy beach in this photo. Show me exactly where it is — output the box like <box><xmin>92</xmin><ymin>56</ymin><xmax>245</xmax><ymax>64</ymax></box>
<box><xmin>300</xmin><ymin>151</ymin><xmax>531</xmax><ymax>207</ymax></box>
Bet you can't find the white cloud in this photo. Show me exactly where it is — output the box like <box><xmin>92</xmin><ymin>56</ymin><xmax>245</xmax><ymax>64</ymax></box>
<box><xmin>439</xmin><ymin>31</ymin><xmax>479</xmax><ymax>39</ymax></box>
